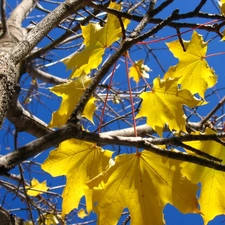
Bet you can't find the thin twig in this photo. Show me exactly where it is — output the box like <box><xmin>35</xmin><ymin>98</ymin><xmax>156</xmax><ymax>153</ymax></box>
<box><xmin>193</xmin><ymin>0</ymin><xmax>207</xmax><ymax>14</ymax></box>
<box><xmin>176</xmin><ymin>28</ymin><xmax>186</xmax><ymax>52</ymax></box>
<box><xmin>13</xmin><ymin>128</ymin><xmax>35</xmax><ymax>224</ymax></box>
<box><xmin>27</xmin><ymin>64</ymin><xmax>68</xmax><ymax>85</ymax></box>
<box><xmin>199</xmin><ymin>96</ymin><xmax>225</xmax><ymax>127</ymax></box>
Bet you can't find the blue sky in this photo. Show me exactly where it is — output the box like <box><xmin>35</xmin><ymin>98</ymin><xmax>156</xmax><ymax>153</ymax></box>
<box><xmin>1</xmin><ymin>0</ymin><xmax>225</xmax><ymax>224</ymax></box>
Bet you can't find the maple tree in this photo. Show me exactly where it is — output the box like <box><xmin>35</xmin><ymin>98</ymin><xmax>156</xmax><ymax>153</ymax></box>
<box><xmin>2</xmin><ymin>0</ymin><xmax>225</xmax><ymax>225</ymax></box>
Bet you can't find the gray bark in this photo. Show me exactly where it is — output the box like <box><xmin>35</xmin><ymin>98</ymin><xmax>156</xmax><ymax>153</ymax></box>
<box><xmin>0</xmin><ymin>0</ymin><xmax>88</xmax><ymax>221</ymax></box>
<box><xmin>0</xmin><ymin>0</ymin><xmax>88</xmax><ymax>127</ymax></box>
<box><xmin>0</xmin><ymin>207</ymin><xmax>25</xmax><ymax>225</ymax></box>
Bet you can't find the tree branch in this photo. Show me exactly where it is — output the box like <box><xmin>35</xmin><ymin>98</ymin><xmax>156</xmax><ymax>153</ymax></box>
<box><xmin>68</xmin><ymin>8</ymin><xmax>179</xmax><ymax>124</ymax></box>
<box><xmin>26</xmin><ymin>5</ymin><xmax>103</xmax><ymax>61</ymax></box>
<box><xmin>0</xmin><ymin>0</ymin><xmax>8</xmax><ymax>35</ymax></box>
<box><xmin>8</xmin><ymin>0</ymin><xmax>37</xmax><ymax>26</ymax></box>
<box><xmin>1</xmin><ymin>125</ymin><xmax>225</xmax><ymax>175</ymax></box>
<box><xmin>27</xmin><ymin>64</ymin><xmax>67</xmax><ymax>85</ymax></box>
<box><xmin>11</xmin><ymin>0</ymin><xmax>89</xmax><ymax>65</ymax></box>
<box><xmin>7</xmin><ymin>86</ymin><xmax>53</xmax><ymax>137</ymax></box>
<box><xmin>198</xmin><ymin>96</ymin><xmax>225</xmax><ymax>128</ymax></box>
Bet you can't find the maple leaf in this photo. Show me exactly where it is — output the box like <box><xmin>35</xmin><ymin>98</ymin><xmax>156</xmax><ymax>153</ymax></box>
<box><xmin>25</xmin><ymin>178</ymin><xmax>48</xmax><ymax>196</ymax></box>
<box><xmin>37</xmin><ymin>213</ymin><xmax>61</xmax><ymax>225</ymax></box>
<box><xmin>136</xmin><ymin>76</ymin><xmax>201</xmax><ymax>136</ymax></box>
<box><xmin>181</xmin><ymin>129</ymin><xmax>225</xmax><ymax>224</ymax></box>
<box><xmin>49</xmin><ymin>75</ymin><xmax>94</xmax><ymax>127</ymax></box>
<box><xmin>129</xmin><ymin>59</ymin><xmax>151</xmax><ymax>83</ymax></box>
<box><xmin>82</xmin><ymin>96</ymin><xmax>96</xmax><ymax>124</ymax></box>
<box><xmin>218</xmin><ymin>0</ymin><xmax>225</xmax><ymax>15</ymax></box>
<box><xmin>63</xmin><ymin>2</ymin><xmax>129</xmax><ymax>78</ymax></box>
<box><xmin>164</xmin><ymin>31</ymin><xmax>217</xmax><ymax>98</ymax></box>
<box><xmin>64</xmin><ymin>39</ymin><xmax>105</xmax><ymax>78</ymax></box>
<box><xmin>87</xmin><ymin>151</ymin><xmax>199</xmax><ymax>225</ymax></box>
<box><xmin>41</xmin><ymin>139</ymin><xmax>113</xmax><ymax>215</ymax></box>
<box><xmin>77</xmin><ymin>208</ymin><xmax>88</xmax><ymax>219</ymax></box>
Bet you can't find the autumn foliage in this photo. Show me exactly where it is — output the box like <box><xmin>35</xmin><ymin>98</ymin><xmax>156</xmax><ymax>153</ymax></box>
<box><xmin>2</xmin><ymin>0</ymin><xmax>225</xmax><ymax>225</ymax></box>
<box><xmin>40</xmin><ymin>2</ymin><xmax>224</xmax><ymax>224</ymax></box>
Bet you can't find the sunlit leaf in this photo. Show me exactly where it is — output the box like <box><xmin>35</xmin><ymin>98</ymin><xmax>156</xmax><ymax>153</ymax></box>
<box><xmin>218</xmin><ymin>0</ymin><xmax>225</xmax><ymax>15</ymax></box>
<box><xmin>37</xmin><ymin>213</ymin><xmax>61</xmax><ymax>225</ymax></box>
<box><xmin>49</xmin><ymin>75</ymin><xmax>91</xmax><ymax>128</ymax></box>
<box><xmin>41</xmin><ymin>139</ymin><xmax>113</xmax><ymax>215</ymax></box>
<box><xmin>82</xmin><ymin>96</ymin><xmax>96</xmax><ymax>124</ymax></box>
<box><xmin>136</xmin><ymin>77</ymin><xmax>201</xmax><ymax>136</ymax></box>
<box><xmin>26</xmin><ymin>178</ymin><xmax>48</xmax><ymax>196</ymax></box>
<box><xmin>87</xmin><ymin>151</ymin><xmax>200</xmax><ymax>225</ymax></box>
<box><xmin>165</xmin><ymin>31</ymin><xmax>217</xmax><ymax>98</ymax></box>
<box><xmin>129</xmin><ymin>59</ymin><xmax>151</xmax><ymax>83</ymax></box>
<box><xmin>181</xmin><ymin>128</ymin><xmax>225</xmax><ymax>224</ymax></box>
<box><xmin>64</xmin><ymin>39</ymin><xmax>105</xmax><ymax>78</ymax></box>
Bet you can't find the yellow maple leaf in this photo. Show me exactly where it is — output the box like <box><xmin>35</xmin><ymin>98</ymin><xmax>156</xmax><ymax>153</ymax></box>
<box><xmin>64</xmin><ymin>40</ymin><xmax>105</xmax><ymax>78</ymax></box>
<box><xmin>87</xmin><ymin>151</ymin><xmax>199</xmax><ymax>225</ymax></box>
<box><xmin>218</xmin><ymin>0</ymin><xmax>225</xmax><ymax>15</ymax></box>
<box><xmin>77</xmin><ymin>208</ymin><xmax>88</xmax><ymax>219</ymax></box>
<box><xmin>129</xmin><ymin>59</ymin><xmax>151</xmax><ymax>83</ymax></box>
<box><xmin>41</xmin><ymin>139</ymin><xmax>113</xmax><ymax>215</ymax></box>
<box><xmin>82</xmin><ymin>96</ymin><xmax>96</xmax><ymax>124</ymax></box>
<box><xmin>136</xmin><ymin>76</ymin><xmax>201</xmax><ymax>136</ymax></box>
<box><xmin>181</xmin><ymin>129</ymin><xmax>225</xmax><ymax>224</ymax></box>
<box><xmin>164</xmin><ymin>31</ymin><xmax>217</xmax><ymax>98</ymax></box>
<box><xmin>49</xmin><ymin>75</ymin><xmax>92</xmax><ymax>128</ymax></box>
<box><xmin>37</xmin><ymin>213</ymin><xmax>61</xmax><ymax>225</ymax></box>
<box><xmin>63</xmin><ymin>2</ymin><xmax>129</xmax><ymax>78</ymax></box>
<box><xmin>25</xmin><ymin>178</ymin><xmax>48</xmax><ymax>196</ymax></box>
<box><xmin>97</xmin><ymin>2</ymin><xmax>130</xmax><ymax>47</ymax></box>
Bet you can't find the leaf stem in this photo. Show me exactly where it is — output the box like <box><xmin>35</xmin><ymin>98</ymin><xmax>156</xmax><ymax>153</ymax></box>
<box><xmin>125</xmin><ymin>53</ymin><xmax>138</xmax><ymax>141</ymax></box>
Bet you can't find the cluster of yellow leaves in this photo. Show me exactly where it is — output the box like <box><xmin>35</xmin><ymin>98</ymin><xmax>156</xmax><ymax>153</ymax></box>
<box><xmin>136</xmin><ymin>31</ymin><xmax>216</xmax><ymax>136</ymax></box>
<box><xmin>87</xmin><ymin>151</ymin><xmax>200</xmax><ymax>225</ymax></box>
<box><xmin>42</xmin><ymin>144</ymin><xmax>200</xmax><ymax>225</ymax></box>
<box><xmin>42</xmin><ymin>1</ymin><xmax>225</xmax><ymax>224</ymax></box>
<box><xmin>49</xmin><ymin>1</ymin><xmax>129</xmax><ymax>128</ymax></box>
<box><xmin>181</xmin><ymin>129</ymin><xmax>225</xmax><ymax>224</ymax></box>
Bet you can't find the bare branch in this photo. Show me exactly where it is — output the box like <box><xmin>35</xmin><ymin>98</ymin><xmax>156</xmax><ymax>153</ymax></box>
<box><xmin>26</xmin><ymin>8</ymin><xmax>100</xmax><ymax>61</ymax></box>
<box><xmin>193</xmin><ymin>0</ymin><xmax>207</xmax><ymax>14</ymax></box>
<box><xmin>2</xmin><ymin>126</ymin><xmax>225</xmax><ymax>175</ymax></box>
<box><xmin>0</xmin><ymin>124</ymin><xmax>75</xmax><ymax>174</ymax></box>
<box><xmin>8</xmin><ymin>0</ymin><xmax>37</xmax><ymax>26</ymax></box>
<box><xmin>199</xmin><ymin>96</ymin><xmax>225</xmax><ymax>128</ymax></box>
<box><xmin>7</xmin><ymin>86</ymin><xmax>53</xmax><ymax>137</ymax></box>
<box><xmin>27</xmin><ymin>64</ymin><xmax>67</xmax><ymax>85</ymax></box>
<box><xmin>11</xmin><ymin>0</ymin><xmax>89</xmax><ymax>65</ymax></box>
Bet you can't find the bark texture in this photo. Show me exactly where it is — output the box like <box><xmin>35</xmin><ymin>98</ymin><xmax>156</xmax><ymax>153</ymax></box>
<box><xmin>0</xmin><ymin>207</ymin><xmax>25</xmax><ymax>225</ymax></box>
